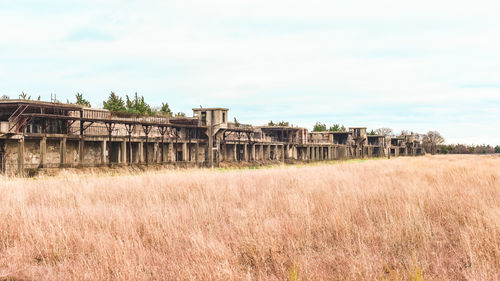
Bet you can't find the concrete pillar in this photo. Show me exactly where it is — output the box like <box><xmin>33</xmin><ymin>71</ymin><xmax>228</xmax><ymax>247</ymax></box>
<box><xmin>260</xmin><ymin>145</ymin><xmax>264</xmax><ymax>161</ymax></box>
<box><xmin>122</xmin><ymin>140</ymin><xmax>127</xmax><ymax>164</ymax></box>
<box><xmin>251</xmin><ymin>144</ymin><xmax>256</xmax><ymax>162</ymax></box>
<box><xmin>18</xmin><ymin>138</ymin><xmax>24</xmax><ymax>175</ymax></box>
<box><xmin>39</xmin><ymin>137</ymin><xmax>46</xmax><ymax>168</ymax></box>
<box><xmin>244</xmin><ymin>144</ymin><xmax>248</xmax><ymax>161</ymax></box>
<box><xmin>60</xmin><ymin>137</ymin><xmax>66</xmax><ymax>167</ymax></box>
<box><xmin>233</xmin><ymin>144</ymin><xmax>237</xmax><ymax>161</ymax></box>
<box><xmin>281</xmin><ymin>145</ymin><xmax>285</xmax><ymax>162</ymax></box>
<box><xmin>169</xmin><ymin>142</ymin><xmax>175</xmax><ymax>162</ymax></box>
<box><xmin>139</xmin><ymin>142</ymin><xmax>144</xmax><ymax>163</ymax></box>
<box><xmin>101</xmin><ymin>140</ymin><xmax>107</xmax><ymax>164</ymax></box>
<box><xmin>79</xmin><ymin>138</ymin><xmax>85</xmax><ymax>165</ymax></box>
<box><xmin>182</xmin><ymin>142</ymin><xmax>188</xmax><ymax>162</ymax></box>
<box><xmin>195</xmin><ymin>142</ymin><xmax>199</xmax><ymax>164</ymax></box>
<box><xmin>153</xmin><ymin>142</ymin><xmax>158</xmax><ymax>163</ymax></box>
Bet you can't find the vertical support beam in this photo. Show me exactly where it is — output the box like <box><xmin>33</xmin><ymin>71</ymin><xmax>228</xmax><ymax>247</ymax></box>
<box><xmin>251</xmin><ymin>144</ymin><xmax>256</xmax><ymax>162</ymax></box>
<box><xmin>18</xmin><ymin>138</ymin><xmax>24</xmax><ymax>175</ymax></box>
<box><xmin>122</xmin><ymin>139</ymin><xmax>127</xmax><ymax>164</ymax></box>
<box><xmin>182</xmin><ymin>142</ymin><xmax>188</xmax><ymax>162</ymax></box>
<box><xmin>233</xmin><ymin>144</ymin><xmax>237</xmax><ymax>161</ymax></box>
<box><xmin>79</xmin><ymin>138</ymin><xmax>85</xmax><ymax>165</ymax></box>
<box><xmin>60</xmin><ymin>137</ymin><xmax>66</xmax><ymax>167</ymax></box>
<box><xmin>208</xmin><ymin>123</ymin><xmax>214</xmax><ymax>167</ymax></box>
<box><xmin>169</xmin><ymin>141</ymin><xmax>175</xmax><ymax>162</ymax></box>
<box><xmin>281</xmin><ymin>144</ymin><xmax>285</xmax><ymax>162</ymax></box>
<box><xmin>101</xmin><ymin>140</ymin><xmax>107</xmax><ymax>164</ymax></box>
<box><xmin>139</xmin><ymin>142</ymin><xmax>144</xmax><ymax>163</ymax></box>
<box><xmin>195</xmin><ymin>142</ymin><xmax>199</xmax><ymax>164</ymax></box>
<box><xmin>39</xmin><ymin>137</ymin><xmax>46</xmax><ymax>168</ymax></box>
<box><xmin>244</xmin><ymin>144</ymin><xmax>248</xmax><ymax>161</ymax></box>
<box><xmin>79</xmin><ymin>119</ymin><xmax>85</xmax><ymax>165</ymax></box>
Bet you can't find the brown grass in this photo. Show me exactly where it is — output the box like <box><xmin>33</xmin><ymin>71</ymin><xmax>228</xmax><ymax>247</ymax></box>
<box><xmin>0</xmin><ymin>155</ymin><xmax>499</xmax><ymax>280</ymax></box>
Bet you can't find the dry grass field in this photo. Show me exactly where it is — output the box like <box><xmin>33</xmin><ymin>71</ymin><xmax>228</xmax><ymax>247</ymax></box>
<box><xmin>1</xmin><ymin>155</ymin><xmax>499</xmax><ymax>281</ymax></box>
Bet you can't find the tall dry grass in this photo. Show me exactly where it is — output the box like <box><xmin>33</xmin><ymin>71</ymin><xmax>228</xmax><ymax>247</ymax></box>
<box><xmin>0</xmin><ymin>155</ymin><xmax>499</xmax><ymax>280</ymax></box>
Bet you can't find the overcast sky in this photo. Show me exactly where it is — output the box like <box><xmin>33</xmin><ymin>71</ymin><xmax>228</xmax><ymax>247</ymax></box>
<box><xmin>1</xmin><ymin>0</ymin><xmax>499</xmax><ymax>144</ymax></box>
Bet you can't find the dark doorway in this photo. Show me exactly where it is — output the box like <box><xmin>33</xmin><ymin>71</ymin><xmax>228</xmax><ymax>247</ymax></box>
<box><xmin>177</xmin><ymin>151</ymin><xmax>183</xmax><ymax>161</ymax></box>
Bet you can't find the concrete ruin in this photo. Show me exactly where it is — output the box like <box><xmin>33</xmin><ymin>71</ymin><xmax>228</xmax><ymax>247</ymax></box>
<box><xmin>0</xmin><ymin>100</ymin><xmax>425</xmax><ymax>175</ymax></box>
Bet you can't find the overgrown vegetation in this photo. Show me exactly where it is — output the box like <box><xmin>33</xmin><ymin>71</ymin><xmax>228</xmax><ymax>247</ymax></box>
<box><xmin>267</xmin><ymin>120</ymin><xmax>290</xmax><ymax>126</ymax></box>
<box><xmin>439</xmin><ymin>143</ymin><xmax>498</xmax><ymax>154</ymax></box>
<box><xmin>75</xmin><ymin>93</ymin><xmax>91</xmax><ymax>107</ymax></box>
<box><xmin>101</xmin><ymin>91</ymin><xmax>184</xmax><ymax>117</ymax></box>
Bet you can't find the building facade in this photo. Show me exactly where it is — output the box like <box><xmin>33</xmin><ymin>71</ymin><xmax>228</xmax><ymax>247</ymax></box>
<box><xmin>0</xmin><ymin>100</ymin><xmax>425</xmax><ymax>175</ymax></box>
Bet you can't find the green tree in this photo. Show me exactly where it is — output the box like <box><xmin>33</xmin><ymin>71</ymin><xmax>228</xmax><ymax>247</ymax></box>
<box><xmin>103</xmin><ymin>92</ymin><xmax>126</xmax><ymax>113</ymax></box>
<box><xmin>233</xmin><ymin>117</ymin><xmax>240</xmax><ymax>127</ymax></box>
<box><xmin>439</xmin><ymin>144</ymin><xmax>454</xmax><ymax>154</ymax></box>
<box><xmin>175</xmin><ymin>112</ymin><xmax>186</xmax><ymax>117</ymax></box>
<box><xmin>75</xmin><ymin>93</ymin><xmax>91</xmax><ymax>107</ymax></box>
<box><xmin>368</xmin><ymin>129</ymin><xmax>376</xmax><ymax>135</ymax></box>
<box><xmin>313</xmin><ymin>122</ymin><xmax>327</xmax><ymax>132</ymax></box>
<box><xmin>328</xmin><ymin>124</ymin><xmax>341</xmax><ymax>131</ymax></box>
<box><xmin>125</xmin><ymin>92</ymin><xmax>152</xmax><ymax>116</ymax></box>
<box><xmin>277</xmin><ymin>121</ymin><xmax>289</xmax><ymax>126</ymax></box>
<box><xmin>159</xmin><ymin>102</ymin><xmax>173</xmax><ymax>116</ymax></box>
<box><xmin>268</xmin><ymin>120</ymin><xmax>275</xmax><ymax>126</ymax></box>
<box><xmin>496</xmin><ymin>145</ymin><xmax>500</xmax><ymax>153</ymax></box>
<box><xmin>19</xmin><ymin>92</ymin><xmax>31</xmax><ymax>100</ymax></box>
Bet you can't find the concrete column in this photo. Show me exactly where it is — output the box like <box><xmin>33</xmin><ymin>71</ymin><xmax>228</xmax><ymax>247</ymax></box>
<box><xmin>122</xmin><ymin>140</ymin><xmax>127</xmax><ymax>164</ymax></box>
<box><xmin>139</xmin><ymin>142</ymin><xmax>144</xmax><ymax>163</ymax></box>
<box><xmin>233</xmin><ymin>144</ymin><xmax>237</xmax><ymax>161</ymax></box>
<box><xmin>101</xmin><ymin>140</ymin><xmax>107</xmax><ymax>164</ymax></box>
<box><xmin>260</xmin><ymin>145</ymin><xmax>264</xmax><ymax>161</ymax></box>
<box><xmin>153</xmin><ymin>142</ymin><xmax>158</xmax><ymax>163</ymax></box>
<box><xmin>244</xmin><ymin>144</ymin><xmax>248</xmax><ymax>161</ymax></box>
<box><xmin>79</xmin><ymin>138</ymin><xmax>85</xmax><ymax>165</ymax></box>
<box><xmin>182</xmin><ymin>142</ymin><xmax>188</xmax><ymax>162</ymax></box>
<box><xmin>281</xmin><ymin>145</ymin><xmax>285</xmax><ymax>162</ymax></box>
<box><xmin>18</xmin><ymin>138</ymin><xmax>24</xmax><ymax>175</ymax></box>
<box><xmin>117</xmin><ymin>143</ymin><xmax>122</xmax><ymax>164</ymax></box>
<box><xmin>251</xmin><ymin>144</ymin><xmax>256</xmax><ymax>161</ymax></box>
<box><xmin>169</xmin><ymin>142</ymin><xmax>175</xmax><ymax>162</ymax></box>
<box><xmin>60</xmin><ymin>137</ymin><xmax>66</xmax><ymax>167</ymax></box>
<box><xmin>39</xmin><ymin>137</ymin><xmax>46</xmax><ymax>168</ymax></box>
<box><xmin>195</xmin><ymin>142</ymin><xmax>199</xmax><ymax>164</ymax></box>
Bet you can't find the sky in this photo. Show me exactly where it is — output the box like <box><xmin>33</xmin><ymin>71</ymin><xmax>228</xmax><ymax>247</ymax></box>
<box><xmin>1</xmin><ymin>0</ymin><xmax>499</xmax><ymax>145</ymax></box>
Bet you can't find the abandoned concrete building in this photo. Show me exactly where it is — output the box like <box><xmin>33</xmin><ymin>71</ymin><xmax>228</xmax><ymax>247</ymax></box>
<box><xmin>0</xmin><ymin>100</ymin><xmax>425</xmax><ymax>175</ymax></box>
